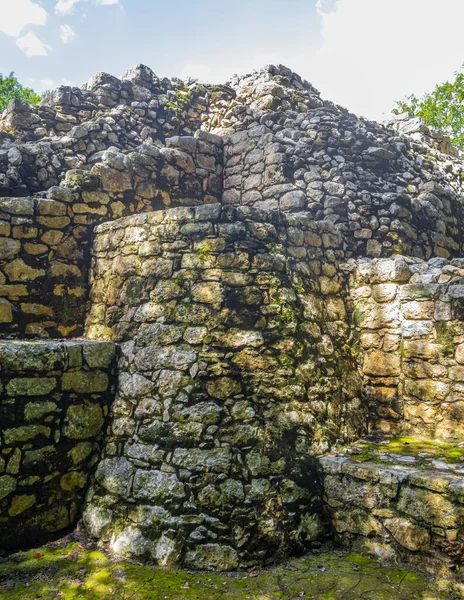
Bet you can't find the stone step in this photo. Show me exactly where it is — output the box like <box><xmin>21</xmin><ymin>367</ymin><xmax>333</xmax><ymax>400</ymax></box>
<box><xmin>319</xmin><ymin>451</ymin><xmax>464</xmax><ymax>597</ymax></box>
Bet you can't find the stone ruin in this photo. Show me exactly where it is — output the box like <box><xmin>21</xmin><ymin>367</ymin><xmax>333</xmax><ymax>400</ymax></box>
<box><xmin>0</xmin><ymin>63</ymin><xmax>463</xmax><ymax>593</ymax></box>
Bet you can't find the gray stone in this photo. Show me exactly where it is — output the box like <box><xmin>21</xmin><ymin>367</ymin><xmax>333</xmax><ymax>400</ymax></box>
<box><xmin>95</xmin><ymin>457</ymin><xmax>134</xmax><ymax>496</ymax></box>
<box><xmin>184</xmin><ymin>544</ymin><xmax>239</xmax><ymax>571</ymax></box>
<box><xmin>132</xmin><ymin>470</ymin><xmax>185</xmax><ymax>502</ymax></box>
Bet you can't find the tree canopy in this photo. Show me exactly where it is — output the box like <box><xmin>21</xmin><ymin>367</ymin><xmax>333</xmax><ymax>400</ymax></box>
<box><xmin>392</xmin><ymin>69</ymin><xmax>464</xmax><ymax>150</ymax></box>
<box><xmin>0</xmin><ymin>72</ymin><xmax>43</xmax><ymax>114</ymax></box>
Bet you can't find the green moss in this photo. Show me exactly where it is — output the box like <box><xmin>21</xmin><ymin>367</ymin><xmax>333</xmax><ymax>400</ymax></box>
<box><xmin>347</xmin><ymin>436</ymin><xmax>464</xmax><ymax>464</ymax></box>
<box><xmin>195</xmin><ymin>246</ymin><xmax>210</xmax><ymax>262</ymax></box>
<box><xmin>0</xmin><ymin>543</ymin><xmax>452</xmax><ymax>599</ymax></box>
<box><xmin>436</xmin><ymin>322</ymin><xmax>457</xmax><ymax>358</ymax></box>
<box><xmin>279</xmin><ymin>353</ymin><xmax>294</xmax><ymax>369</ymax></box>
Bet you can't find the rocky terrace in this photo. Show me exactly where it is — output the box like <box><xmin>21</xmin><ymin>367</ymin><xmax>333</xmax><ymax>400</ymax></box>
<box><xmin>0</xmin><ymin>63</ymin><xmax>463</xmax><ymax>598</ymax></box>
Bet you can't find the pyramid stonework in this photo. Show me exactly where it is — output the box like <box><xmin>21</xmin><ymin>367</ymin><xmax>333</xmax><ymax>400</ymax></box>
<box><xmin>0</xmin><ymin>65</ymin><xmax>463</xmax><ymax>591</ymax></box>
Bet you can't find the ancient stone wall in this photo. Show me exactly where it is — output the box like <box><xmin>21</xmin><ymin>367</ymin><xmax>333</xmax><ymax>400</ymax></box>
<box><xmin>319</xmin><ymin>455</ymin><xmax>464</xmax><ymax>594</ymax></box>
<box><xmin>350</xmin><ymin>257</ymin><xmax>464</xmax><ymax>441</ymax></box>
<box><xmin>82</xmin><ymin>204</ymin><xmax>366</xmax><ymax>568</ymax></box>
<box><xmin>0</xmin><ymin>62</ymin><xmax>464</xmax><ymax>578</ymax></box>
<box><xmin>222</xmin><ymin>117</ymin><xmax>464</xmax><ymax>261</ymax></box>
<box><xmin>0</xmin><ymin>132</ymin><xmax>222</xmax><ymax>338</ymax></box>
<box><xmin>0</xmin><ymin>66</ymin><xmax>212</xmax><ymax>196</ymax></box>
<box><xmin>0</xmin><ymin>340</ymin><xmax>115</xmax><ymax>550</ymax></box>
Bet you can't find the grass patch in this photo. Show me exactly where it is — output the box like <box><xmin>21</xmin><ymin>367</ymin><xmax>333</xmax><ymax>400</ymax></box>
<box><xmin>0</xmin><ymin>542</ymin><xmax>453</xmax><ymax>599</ymax></box>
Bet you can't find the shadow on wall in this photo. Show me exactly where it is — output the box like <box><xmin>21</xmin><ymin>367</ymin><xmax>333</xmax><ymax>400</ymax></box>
<box><xmin>81</xmin><ymin>204</ymin><xmax>366</xmax><ymax>568</ymax></box>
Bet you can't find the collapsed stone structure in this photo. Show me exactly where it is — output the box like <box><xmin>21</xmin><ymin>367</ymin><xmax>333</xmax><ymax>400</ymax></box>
<box><xmin>0</xmin><ymin>63</ymin><xmax>463</xmax><ymax>590</ymax></box>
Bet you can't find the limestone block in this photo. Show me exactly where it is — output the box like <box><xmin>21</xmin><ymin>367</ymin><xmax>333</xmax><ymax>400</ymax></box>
<box><xmin>97</xmin><ymin>165</ymin><xmax>132</xmax><ymax>192</ymax></box>
<box><xmin>6</xmin><ymin>377</ymin><xmax>56</xmax><ymax>396</ymax></box>
<box><xmin>82</xmin><ymin>342</ymin><xmax>116</xmax><ymax>368</ymax></box>
<box><xmin>0</xmin><ymin>238</ymin><xmax>21</xmax><ymax>260</ymax></box>
<box><xmin>132</xmin><ymin>470</ymin><xmax>185</xmax><ymax>502</ymax></box>
<box><xmin>456</xmin><ymin>344</ymin><xmax>464</xmax><ymax>365</ymax></box>
<box><xmin>206</xmin><ymin>377</ymin><xmax>242</xmax><ymax>399</ymax></box>
<box><xmin>184</xmin><ymin>544</ymin><xmax>238</xmax><ymax>571</ymax></box>
<box><xmin>0</xmin><ymin>299</ymin><xmax>13</xmax><ymax>322</ymax></box>
<box><xmin>83</xmin><ymin>505</ymin><xmax>113</xmax><ymax>538</ymax></box>
<box><xmin>212</xmin><ymin>330</ymin><xmax>263</xmax><ymax>349</ymax></box>
<box><xmin>384</xmin><ymin>517</ymin><xmax>430</xmax><ymax>551</ymax></box>
<box><xmin>397</xmin><ymin>486</ymin><xmax>458</xmax><ymax>528</ymax></box>
<box><xmin>9</xmin><ymin>494</ymin><xmax>36</xmax><ymax>517</ymax></box>
<box><xmin>403</xmin><ymin>403</ymin><xmax>437</xmax><ymax>425</ymax></box>
<box><xmin>0</xmin><ymin>475</ymin><xmax>17</xmax><ymax>500</ymax></box>
<box><xmin>363</xmin><ymin>351</ymin><xmax>401</xmax><ymax>377</ymax></box>
<box><xmin>333</xmin><ymin>509</ymin><xmax>382</xmax><ymax>536</ymax></box>
<box><xmin>172</xmin><ymin>448</ymin><xmax>232</xmax><ymax>473</ymax></box>
<box><xmin>402</xmin><ymin>301</ymin><xmax>435</xmax><ymax>320</ymax></box>
<box><xmin>3</xmin><ymin>258</ymin><xmax>45</xmax><ymax>282</ymax></box>
<box><xmin>24</xmin><ymin>401</ymin><xmax>57</xmax><ymax>421</ymax></box>
<box><xmin>354</xmin><ymin>298</ymin><xmax>399</xmax><ymax>329</ymax></box>
<box><xmin>403</xmin><ymin>341</ymin><xmax>440</xmax><ymax>360</ymax></box>
<box><xmin>191</xmin><ymin>282</ymin><xmax>224</xmax><ymax>306</ymax></box>
<box><xmin>371</xmin><ymin>284</ymin><xmax>397</xmax><ymax>303</ymax></box>
<box><xmin>62</xmin><ymin>371</ymin><xmax>109</xmax><ymax>393</ymax></box>
<box><xmin>134</xmin><ymin>347</ymin><xmax>196</xmax><ymax>371</ymax></box>
<box><xmin>404</xmin><ymin>379</ymin><xmax>449</xmax><ymax>402</ymax></box>
<box><xmin>95</xmin><ymin>457</ymin><xmax>134</xmax><ymax>496</ymax></box>
<box><xmin>63</xmin><ymin>403</ymin><xmax>104</xmax><ymax>439</ymax></box>
<box><xmin>3</xmin><ymin>425</ymin><xmax>51</xmax><ymax>444</ymax></box>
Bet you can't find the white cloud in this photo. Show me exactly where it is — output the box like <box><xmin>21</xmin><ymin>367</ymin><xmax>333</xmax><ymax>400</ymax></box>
<box><xmin>40</xmin><ymin>78</ymin><xmax>54</xmax><ymax>87</ymax></box>
<box><xmin>55</xmin><ymin>0</ymin><xmax>118</xmax><ymax>15</ymax></box>
<box><xmin>16</xmin><ymin>31</ymin><xmax>51</xmax><ymax>56</ymax></box>
<box><xmin>315</xmin><ymin>0</ymin><xmax>337</xmax><ymax>15</ymax></box>
<box><xmin>311</xmin><ymin>0</ymin><xmax>464</xmax><ymax>121</ymax></box>
<box><xmin>0</xmin><ymin>0</ymin><xmax>47</xmax><ymax>37</ymax></box>
<box><xmin>60</xmin><ymin>24</ymin><xmax>75</xmax><ymax>43</ymax></box>
<box><xmin>55</xmin><ymin>0</ymin><xmax>81</xmax><ymax>15</ymax></box>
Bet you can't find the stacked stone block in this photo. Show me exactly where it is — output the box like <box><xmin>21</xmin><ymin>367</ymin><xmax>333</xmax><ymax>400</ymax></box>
<box><xmin>0</xmin><ymin>340</ymin><xmax>115</xmax><ymax>549</ymax></box>
<box><xmin>350</xmin><ymin>256</ymin><xmax>464</xmax><ymax>441</ymax></box>
<box><xmin>83</xmin><ymin>204</ymin><xmax>365</xmax><ymax>567</ymax></box>
<box><xmin>319</xmin><ymin>455</ymin><xmax>464</xmax><ymax>594</ymax></box>
<box><xmin>0</xmin><ymin>132</ymin><xmax>223</xmax><ymax>338</ymax></box>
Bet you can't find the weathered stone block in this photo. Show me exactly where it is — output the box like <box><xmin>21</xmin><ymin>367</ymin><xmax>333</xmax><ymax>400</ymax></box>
<box><xmin>95</xmin><ymin>457</ymin><xmax>134</xmax><ymax>496</ymax></box>
<box><xmin>132</xmin><ymin>470</ymin><xmax>185</xmax><ymax>502</ymax></box>
<box><xmin>397</xmin><ymin>486</ymin><xmax>458</xmax><ymax>528</ymax></box>
<box><xmin>63</xmin><ymin>403</ymin><xmax>104</xmax><ymax>439</ymax></box>
<box><xmin>62</xmin><ymin>371</ymin><xmax>109</xmax><ymax>393</ymax></box>
<box><xmin>6</xmin><ymin>377</ymin><xmax>56</xmax><ymax>396</ymax></box>
<box><xmin>363</xmin><ymin>351</ymin><xmax>401</xmax><ymax>377</ymax></box>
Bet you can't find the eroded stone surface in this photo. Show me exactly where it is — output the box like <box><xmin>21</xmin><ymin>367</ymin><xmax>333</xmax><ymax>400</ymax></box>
<box><xmin>0</xmin><ymin>63</ymin><xmax>464</xmax><ymax>581</ymax></box>
<box><xmin>320</xmin><ymin>452</ymin><xmax>464</xmax><ymax>591</ymax></box>
<box><xmin>0</xmin><ymin>340</ymin><xmax>115</xmax><ymax>550</ymax></box>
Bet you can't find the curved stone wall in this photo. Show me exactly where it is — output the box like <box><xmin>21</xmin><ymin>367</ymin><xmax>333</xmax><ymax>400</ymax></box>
<box><xmin>0</xmin><ymin>340</ymin><xmax>115</xmax><ymax>550</ymax></box>
<box><xmin>0</xmin><ymin>131</ymin><xmax>223</xmax><ymax>339</ymax></box>
<box><xmin>1</xmin><ymin>62</ymin><xmax>464</xmax><ymax>578</ymax></box>
<box><xmin>83</xmin><ymin>204</ymin><xmax>366</xmax><ymax>568</ymax></box>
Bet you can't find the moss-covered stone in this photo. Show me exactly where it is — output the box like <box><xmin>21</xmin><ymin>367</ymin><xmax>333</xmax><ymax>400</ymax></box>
<box><xmin>0</xmin><ymin>544</ymin><xmax>455</xmax><ymax>599</ymax></box>
<box><xmin>63</xmin><ymin>403</ymin><xmax>105</xmax><ymax>439</ymax></box>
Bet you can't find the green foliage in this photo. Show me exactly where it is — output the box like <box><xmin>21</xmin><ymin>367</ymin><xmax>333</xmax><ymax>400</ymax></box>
<box><xmin>392</xmin><ymin>69</ymin><xmax>464</xmax><ymax>149</ymax></box>
<box><xmin>0</xmin><ymin>72</ymin><xmax>43</xmax><ymax>113</ymax></box>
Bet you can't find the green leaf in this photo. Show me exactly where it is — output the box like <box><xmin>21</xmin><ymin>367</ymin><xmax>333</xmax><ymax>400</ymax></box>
<box><xmin>391</xmin><ymin>67</ymin><xmax>464</xmax><ymax>149</ymax></box>
<box><xmin>0</xmin><ymin>72</ymin><xmax>44</xmax><ymax>113</ymax></box>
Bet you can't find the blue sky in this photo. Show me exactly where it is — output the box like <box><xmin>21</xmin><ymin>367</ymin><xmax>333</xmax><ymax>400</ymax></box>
<box><xmin>1</xmin><ymin>0</ymin><xmax>464</xmax><ymax>120</ymax></box>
